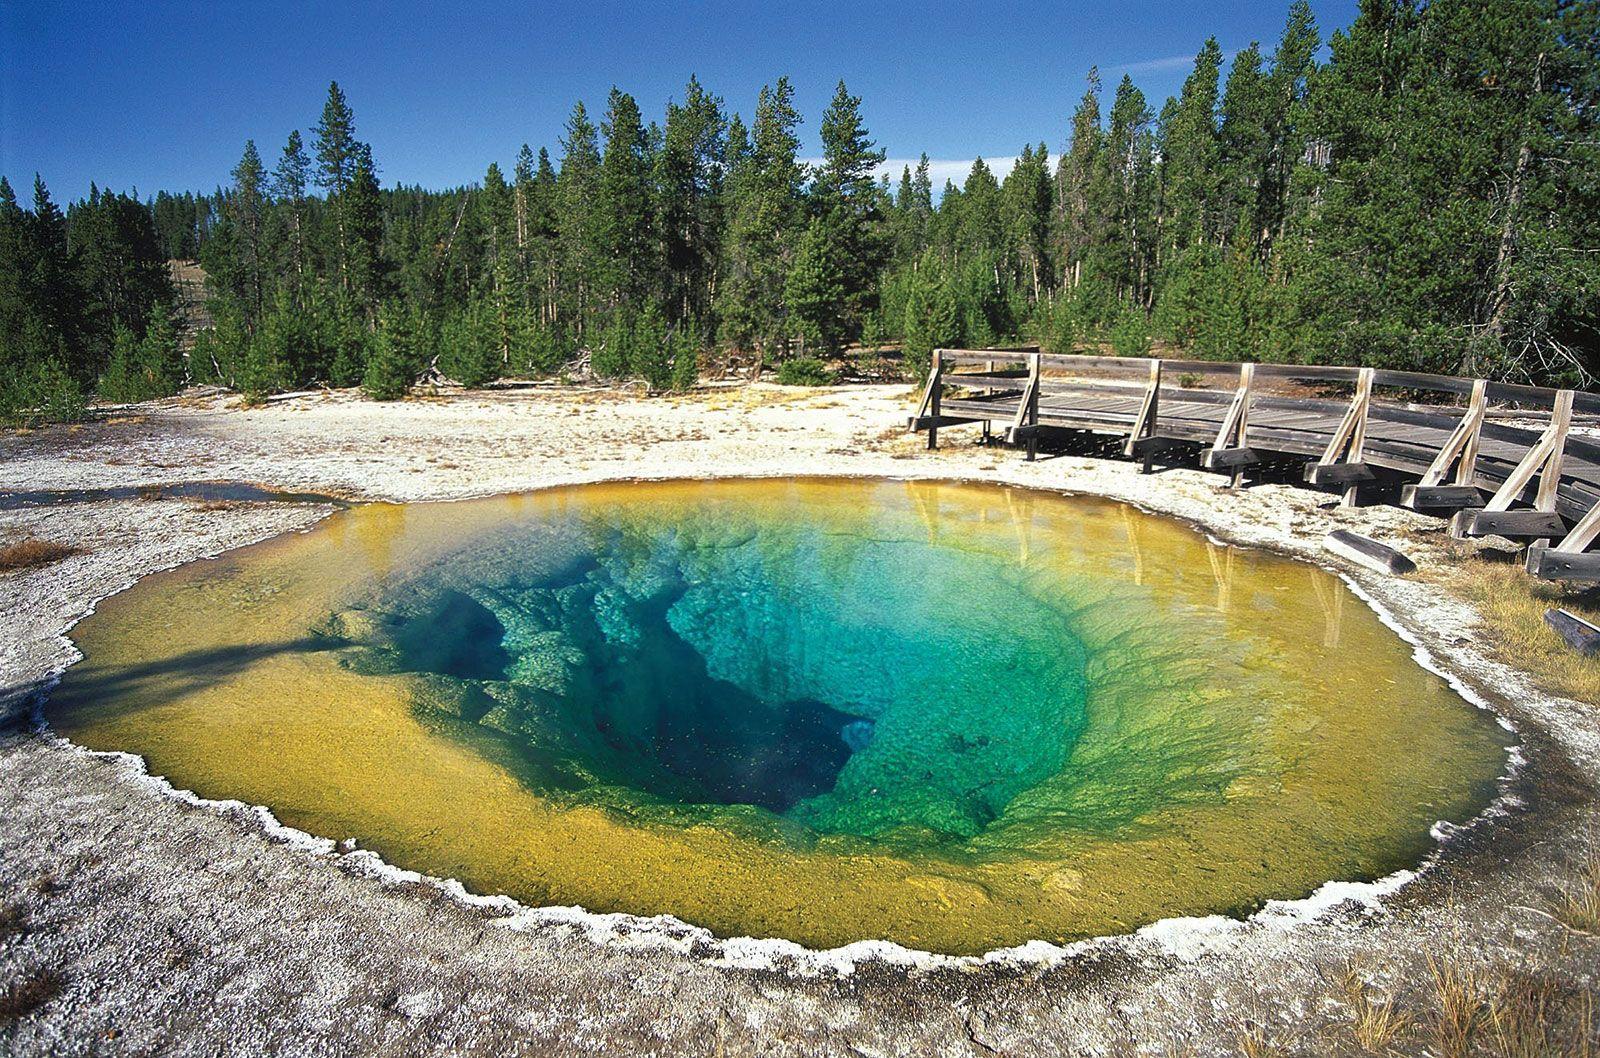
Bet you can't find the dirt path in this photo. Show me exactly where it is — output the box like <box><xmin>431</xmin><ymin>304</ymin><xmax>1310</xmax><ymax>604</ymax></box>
<box><xmin>1</xmin><ymin>384</ymin><xmax>1596</xmax><ymax>1056</ymax></box>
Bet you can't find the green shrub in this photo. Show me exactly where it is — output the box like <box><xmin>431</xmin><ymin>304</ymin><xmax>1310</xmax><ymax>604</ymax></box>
<box><xmin>438</xmin><ymin>302</ymin><xmax>500</xmax><ymax>388</ymax></box>
<box><xmin>98</xmin><ymin>312</ymin><xmax>184</xmax><ymax>404</ymax></box>
<box><xmin>363</xmin><ymin>306</ymin><xmax>420</xmax><ymax>401</ymax></box>
<box><xmin>776</xmin><ymin>357</ymin><xmax>833</xmax><ymax>386</ymax></box>
<box><xmin>670</xmin><ymin>328</ymin><xmax>701</xmax><ymax>391</ymax></box>
<box><xmin>0</xmin><ymin>359</ymin><xmax>84</xmax><ymax>426</ymax></box>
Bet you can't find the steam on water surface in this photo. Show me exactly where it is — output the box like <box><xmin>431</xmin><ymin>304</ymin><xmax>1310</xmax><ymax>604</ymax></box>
<box><xmin>50</xmin><ymin>478</ymin><xmax>1511</xmax><ymax>954</ymax></box>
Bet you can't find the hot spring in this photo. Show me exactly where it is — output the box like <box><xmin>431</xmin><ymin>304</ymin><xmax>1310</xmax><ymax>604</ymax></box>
<box><xmin>48</xmin><ymin>478</ymin><xmax>1512</xmax><ymax>954</ymax></box>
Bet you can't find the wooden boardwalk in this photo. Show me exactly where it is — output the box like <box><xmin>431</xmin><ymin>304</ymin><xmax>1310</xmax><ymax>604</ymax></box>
<box><xmin>909</xmin><ymin>350</ymin><xmax>1600</xmax><ymax>581</ymax></box>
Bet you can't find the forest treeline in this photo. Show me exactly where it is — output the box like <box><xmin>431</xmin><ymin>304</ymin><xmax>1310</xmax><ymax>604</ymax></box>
<box><xmin>2</xmin><ymin>0</ymin><xmax>1597</xmax><ymax>423</ymax></box>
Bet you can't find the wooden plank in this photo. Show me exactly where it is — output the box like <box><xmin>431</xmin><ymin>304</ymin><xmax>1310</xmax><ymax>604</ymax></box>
<box><xmin>1543</xmin><ymin>608</ymin><xmax>1600</xmax><ymax>653</ymax></box>
<box><xmin>1129</xmin><ymin>435</ymin><xmax>1180</xmax><ymax>458</ymax></box>
<box><xmin>1038</xmin><ymin>353</ymin><xmax>1155</xmax><ymax>371</ymax></box>
<box><xmin>1304</xmin><ymin>462</ymin><xmax>1376</xmax><ymax>486</ymax></box>
<box><xmin>1451</xmin><ymin>509</ymin><xmax>1566</xmax><ymax>539</ymax></box>
<box><xmin>1202</xmin><ymin>447</ymin><xmax>1261</xmax><ymax>469</ymax></box>
<box><xmin>1370</xmin><ymin>369</ymin><xmax>1479</xmax><ymax>397</ymax></box>
<box><xmin>1528</xmin><ymin>548</ymin><xmax>1600</xmax><ymax>582</ymax></box>
<box><xmin>1400</xmin><ymin>484</ymin><xmax>1483</xmax><ymax>510</ymax></box>
<box><xmin>908</xmin><ymin>414</ymin><xmax>982</xmax><ymax>431</ymax></box>
<box><xmin>941</xmin><ymin>375</ymin><xmax>1029</xmax><ymax>391</ymax></box>
<box><xmin>939</xmin><ymin>350</ymin><xmax>1031</xmax><ymax>366</ymax></box>
<box><xmin>1323</xmin><ymin>530</ymin><xmax>1418</xmax><ymax>576</ymax></box>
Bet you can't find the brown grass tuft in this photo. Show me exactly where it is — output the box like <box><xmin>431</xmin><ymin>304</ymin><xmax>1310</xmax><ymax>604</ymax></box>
<box><xmin>1427</xmin><ymin>955</ymin><xmax>1488</xmax><ymax>1058</ymax></box>
<box><xmin>1333</xmin><ymin>960</ymin><xmax>1413</xmax><ymax>1055</ymax></box>
<box><xmin>0</xmin><ymin>538</ymin><xmax>78</xmax><ymax>573</ymax></box>
<box><xmin>0</xmin><ymin>968</ymin><xmax>65</xmax><ymax>1024</ymax></box>
<box><xmin>1235</xmin><ymin>1018</ymin><xmax>1288</xmax><ymax>1058</ymax></box>
<box><xmin>1442</xmin><ymin>551</ymin><xmax>1600</xmax><ymax>705</ymax></box>
<box><xmin>1555</xmin><ymin>846</ymin><xmax>1600</xmax><ymax>935</ymax></box>
<box><xmin>0</xmin><ymin>903</ymin><xmax>26</xmax><ymax>939</ymax></box>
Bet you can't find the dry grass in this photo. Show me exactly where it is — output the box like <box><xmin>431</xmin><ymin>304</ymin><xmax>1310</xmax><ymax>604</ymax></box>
<box><xmin>1442</xmin><ymin>549</ymin><xmax>1600</xmax><ymax>705</ymax></box>
<box><xmin>1484</xmin><ymin>966</ymin><xmax>1587</xmax><ymax>1056</ymax></box>
<box><xmin>1554</xmin><ymin>846</ymin><xmax>1600</xmax><ymax>935</ymax></box>
<box><xmin>0</xmin><ymin>537</ymin><xmax>79</xmax><ymax>573</ymax></box>
<box><xmin>1331</xmin><ymin>960</ymin><xmax>1413</xmax><ymax>1055</ymax></box>
<box><xmin>0</xmin><ymin>968</ymin><xmax>64</xmax><ymax>1024</ymax></box>
<box><xmin>1234</xmin><ymin>1018</ymin><xmax>1288</xmax><ymax>1058</ymax></box>
<box><xmin>1426</xmin><ymin>955</ymin><xmax>1488</xmax><ymax>1058</ymax></box>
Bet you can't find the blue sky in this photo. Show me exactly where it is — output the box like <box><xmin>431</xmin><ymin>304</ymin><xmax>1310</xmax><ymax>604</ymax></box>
<box><xmin>2</xmin><ymin>0</ymin><xmax>1357</xmax><ymax>203</ymax></box>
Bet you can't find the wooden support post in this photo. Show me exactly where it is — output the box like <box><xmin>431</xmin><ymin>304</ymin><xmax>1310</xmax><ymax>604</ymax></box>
<box><xmin>927</xmin><ymin>349</ymin><xmax>944</xmax><ymax>451</ymax></box>
<box><xmin>1528</xmin><ymin>501</ymin><xmax>1600</xmax><ymax>579</ymax></box>
<box><xmin>1305</xmin><ymin>367</ymin><xmax>1375</xmax><ymax>506</ymax></box>
<box><xmin>1453</xmin><ymin>389</ymin><xmax>1573</xmax><ymax>543</ymax></box>
<box><xmin>1532</xmin><ymin>389</ymin><xmax>1573</xmax><ymax>549</ymax></box>
<box><xmin>1402</xmin><ymin>379</ymin><xmax>1487</xmax><ymax>511</ymax></box>
<box><xmin>1124</xmin><ymin>358</ymin><xmax>1162</xmax><ymax>471</ymax></box>
<box><xmin>1009</xmin><ymin>353</ymin><xmax>1041</xmax><ymax>461</ymax></box>
<box><xmin>1203</xmin><ymin>362</ymin><xmax>1256</xmax><ymax>488</ymax></box>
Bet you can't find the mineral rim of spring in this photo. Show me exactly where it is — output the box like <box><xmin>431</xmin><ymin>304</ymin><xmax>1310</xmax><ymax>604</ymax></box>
<box><xmin>49</xmin><ymin>478</ymin><xmax>1512</xmax><ymax>954</ymax></box>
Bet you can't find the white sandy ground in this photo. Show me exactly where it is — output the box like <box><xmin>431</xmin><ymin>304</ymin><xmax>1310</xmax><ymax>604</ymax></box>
<box><xmin>0</xmin><ymin>383</ymin><xmax>1597</xmax><ymax>1056</ymax></box>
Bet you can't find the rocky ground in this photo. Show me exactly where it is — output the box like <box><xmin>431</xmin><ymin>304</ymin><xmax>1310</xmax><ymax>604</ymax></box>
<box><xmin>1</xmin><ymin>383</ymin><xmax>1597</xmax><ymax>1056</ymax></box>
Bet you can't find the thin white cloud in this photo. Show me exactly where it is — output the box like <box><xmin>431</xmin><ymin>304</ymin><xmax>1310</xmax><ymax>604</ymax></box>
<box><xmin>1107</xmin><ymin>48</ymin><xmax>1241</xmax><ymax>77</ymax></box>
<box><xmin>1109</xmin><ymin>54</ymin><xmax>1199</xmax><ymax>74</ymax></box>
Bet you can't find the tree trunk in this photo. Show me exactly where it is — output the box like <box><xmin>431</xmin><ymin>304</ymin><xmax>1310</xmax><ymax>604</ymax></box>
<box><xmin>1486</xmin><ymin>51</ymin><xmax>1544</xmax><ymax>350</ymax></box>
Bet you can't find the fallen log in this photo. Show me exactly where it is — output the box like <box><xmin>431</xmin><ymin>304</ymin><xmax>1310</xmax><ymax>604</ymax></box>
<box><xmin>1322</xmin><ymin>530</ymin><xmax>1418</xmax><ymax>576</ymax></box>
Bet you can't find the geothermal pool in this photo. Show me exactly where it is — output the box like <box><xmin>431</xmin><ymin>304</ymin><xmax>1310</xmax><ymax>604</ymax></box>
<box><xmin>49</xmin><ymin>478</ymin><xmax>1512</xmax><ymax>954</ymax></box>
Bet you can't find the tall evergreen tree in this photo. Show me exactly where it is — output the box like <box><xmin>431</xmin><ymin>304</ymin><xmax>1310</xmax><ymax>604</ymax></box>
<box><xmin>556</xmin><ymin>102</ymin><xmax>602</xmax><ymax>333</ymax></box>
<box><xmin>720</xmin><ymin>77</ymin><xmax>804</xmax><ymax>368</ymax></box>
<box><xmin>596</xmin><ymin>88</ymin><xmax>658</xmax><ymax>313</ymax></box>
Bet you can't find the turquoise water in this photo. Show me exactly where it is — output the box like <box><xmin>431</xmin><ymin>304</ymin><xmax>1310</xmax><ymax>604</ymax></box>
<box><xmin>331</xmin><ymin>498</ymin><xmax>1098</xmax><ymax>842</ymax></box>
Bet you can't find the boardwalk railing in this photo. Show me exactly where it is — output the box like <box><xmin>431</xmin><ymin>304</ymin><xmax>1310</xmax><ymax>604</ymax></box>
<box><xmin>909</xmin><ymin>349</ymin><xmax>1600</xmax><ymax>581</ymax></box>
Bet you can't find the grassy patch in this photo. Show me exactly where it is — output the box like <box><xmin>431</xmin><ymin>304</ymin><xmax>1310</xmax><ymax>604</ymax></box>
<box><xmin>1426</xmin><ymin>954</ymin><xmax>1488</xmax><ymax>1058</ymax></box>
<box><xmin>0</xmin><ymin>968</ymin><xmax>64</xmax><ymax>1025</ymax></box>
<box><xmin>1331</xmin><ymin>960</ymin><xmax>1413</xmax><ymax>1055</ymax></box>
<box><xmin>1555</xmin><ymin>845</ymin><xmax>1600</xmax><ymax>935</ymax></box>
<box><xmin>0</xmin><ymin>538</ymin><xmax>79</xmax><ymax>573</ymax></box>
<box><xmin>1438</xmin><ymin>546</ymin><xmax>1600</xmax><ymax>704</ymax></box>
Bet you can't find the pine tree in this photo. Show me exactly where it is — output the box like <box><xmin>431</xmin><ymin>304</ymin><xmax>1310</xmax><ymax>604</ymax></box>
<box><xmin>1056</xmin><ymin>68</ymin><xmax>1104</xmax><ymax>288</ymax></box>
<box><xmin>272</xmin><ymin>130</ymin><xmax>311</xmax><ymax>299</ymax></box>
<box><xmin>314</xmin><ymin>81</ymin><xmax>360</xmax><ymax>291</ymax></box>
<box><xmin>342</xmin><ymin>143</ymin><xmax>385</xmax><ymax>316</ymax></box>
<box><xmin>902</xmin><ymin>251</ymin><xmax>960</xmax><ymax>379</ymax></box>
<box><xmin>1216</xmin><ymin>43</ymin><xmax>1272</xmax><ymax>251</ymax></box>
<box><xmin>1001</xmin><ymin>144</ymin><xmax>1052</xmax><ymax>303</ymax></box>
<box><xmin>227</xmin><ymin>141</ymin><xmax>267</xmax><ymax>319</ymax></box>
<box><xmin>363</xmin><ymin>303</ymin><xmax>419</xmax><ymax>399</ymax></box>
<box><xmin>597</xmin><ymin>88</ymin><xmax>657</xmax><ymax>313</ymax></box>
<box><xmin>719</xmin><ymin>77</ymin><xmax>804</xmax><ymax>370</ymax></box>
<box><xmin>801</xmin><ymin>80</ymin><xmax>887</xmax><ymax>349</ymax></box>
<box><xmin>657</xmin><ymin>76</ymin><xmax>727</xmax><ymax>326</ymax></box>
<box><xmin>1104</xmin><ymin>77</ymin><xmax>1157</xmax><ymax>305</ymax></box>
<box><xmin>1159</xmin><ymin>39</ymin><xmax>1224</xmax><ymax>255</ymax></box>
<box><xmin>556</xmin><ymin>102</ymin><xmax>602</xmax><ymax>333</ymax></box>
<box><xmin>786</xmin><ymin>215</ymin><xmax>850</xmax><ymax>354</ymax></box>
<box><xmin>480</xmin><ymin>161</ymin><xmax>517</xmax><ymax>370</ymax></box>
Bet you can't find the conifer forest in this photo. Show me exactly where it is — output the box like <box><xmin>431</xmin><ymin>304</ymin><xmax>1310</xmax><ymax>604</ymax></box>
<box><xmin>2</xmin><ymin>0</ymin><xmax>1597</xmax><ymax>423</ymax></box>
